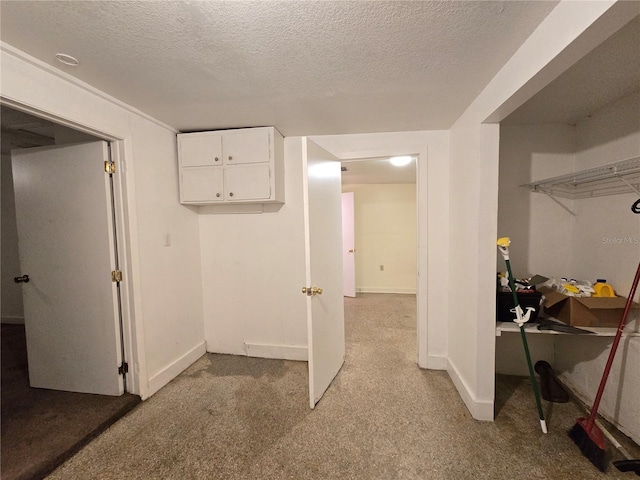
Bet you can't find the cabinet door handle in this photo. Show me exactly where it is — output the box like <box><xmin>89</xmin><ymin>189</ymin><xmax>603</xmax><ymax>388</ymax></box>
<box><xmin>214</xmin><ymin>157</ymin><xmax>219</xmax><ymax>163</ymax></box>
<box><xmin>228</xmin><ymin>156</ymin><xmax>233</xmax><ymax>161</ymax></box>
<box><xmin>229</xmin><ymin>192</ymin><xmax>234</xmax><ymax>197</ymax></box>
<box><xmin>216</xmin><ymin>193</ymin><xmax>221</xmax><ymax>198</ymax></box>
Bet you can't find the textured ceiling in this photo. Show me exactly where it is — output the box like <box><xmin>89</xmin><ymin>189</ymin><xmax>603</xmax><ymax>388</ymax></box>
<box><xmin>504</xmin><ymin>14</ymin><xmax>640</xmax><ymax>126</ymax></box>
<box><xmin>0</xmin><ymin>0</ymin><xmax>558</xmax><ymax>135</ymax></box>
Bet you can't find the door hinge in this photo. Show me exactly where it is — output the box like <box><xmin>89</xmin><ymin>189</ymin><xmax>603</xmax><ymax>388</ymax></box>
<box><xmin>118</xmin><ymin>362</ymin><xmax>129</xmax><ymax>375</ymax></box>
<box><xmin>112</xmin><ymin>270</ymin><xmax>123</xmax><ymax>282</ymax></box>
<box><xmin>105</xmin><ymin>161</ymin><xmax>116</xmax><ymax>174</ymax></box>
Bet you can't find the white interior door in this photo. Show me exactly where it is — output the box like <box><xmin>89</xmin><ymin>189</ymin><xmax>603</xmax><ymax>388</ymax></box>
<box><xmin>12</xmin><ymin>141</ymin><xmax>124</xmax><ymax>396</ymax></box>
<box><xmin>342</xmin><ymin>192</ymin><xmax>356</xmax><ymax>297</ymax></box>
<box><xmin>302</xmin><ymin>138</ymin><xmax>345</xmax><ymax>408</ymax></box>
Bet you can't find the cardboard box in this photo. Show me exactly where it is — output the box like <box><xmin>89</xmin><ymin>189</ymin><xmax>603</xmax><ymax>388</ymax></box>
<box><xmin>538</xmin><ymin>286</ymin><xmax>640</xmax><ymax>327</ymax></box>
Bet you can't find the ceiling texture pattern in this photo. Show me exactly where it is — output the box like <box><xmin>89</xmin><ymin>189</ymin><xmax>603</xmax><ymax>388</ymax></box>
<box><xmin>0</xmin><ymin>0</ymin><xmax>559</xmax><ymax>135</ymax></box>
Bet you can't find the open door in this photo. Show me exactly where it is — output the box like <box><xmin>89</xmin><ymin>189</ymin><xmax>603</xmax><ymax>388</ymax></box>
<box><xmin>342</xmin><ymin>192</ymin><xmax>356</xmax><ymax>297</ymax></box>
<box><xmin>302</xmin><ymin>138</ymin><xmax>345</xmax><ymax>408</ymax></box>
<box><xmin>11</xmin><ymin>141</ymin><xmax>124</xmax><ymax>396</ymax></box>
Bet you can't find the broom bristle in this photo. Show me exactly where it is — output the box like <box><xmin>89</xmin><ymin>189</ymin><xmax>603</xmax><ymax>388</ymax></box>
<box><xmin>568</xmin><ymin>422</ymin><xmax>609</xmax><ymax>472</ymax></box>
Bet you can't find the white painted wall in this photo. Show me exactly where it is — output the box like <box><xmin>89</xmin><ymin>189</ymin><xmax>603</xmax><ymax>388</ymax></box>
<box><xmin>341</xmin><ymin>183</ymin><xmax>417</xmax><ymax>294</ymax></box>
<box><xmin>130</xmin><ymin>114</ymin><xmax>205</xmax><ymax>396</ymax></box>
<box><xmin>199</xmin><ymin>137</ymin><xmax>308</xmax><ymax>359</ymax></box>
<box><xmin>311</xmin><ymin>131</ymin><xmax>450</xmax><ymax>370</ymax></box>
<box><xmin>1</xmin><ymin>154</ymin><xmax>25</xmax><ymax>323</ymax></box>
<box><xmin>1</xmin><ymin>44</ymin><xmax>205</xmax><ymax>399</ymax></box>
<box><xmin>498</xmin><ymin>124</ymin><xmax>576</xmax><ymax>279</ymax></box>
<box><xmin>447</xmin><ymin>0</ymin><xmax>632</xmax><ymax>421</ymax></box>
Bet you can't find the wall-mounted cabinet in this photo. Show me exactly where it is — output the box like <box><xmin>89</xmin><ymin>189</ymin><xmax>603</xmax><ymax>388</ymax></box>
<box><xmin>177</xmin><ymin>126</ymin><xmax>284</xmax><ymax>205</ymax></box>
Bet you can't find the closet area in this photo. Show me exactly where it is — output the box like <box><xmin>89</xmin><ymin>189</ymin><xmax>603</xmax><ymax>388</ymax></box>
<box><xmin>495</xmin><ymin>16</ymin><xmax>640</xmax><ymax>444</ymax></box>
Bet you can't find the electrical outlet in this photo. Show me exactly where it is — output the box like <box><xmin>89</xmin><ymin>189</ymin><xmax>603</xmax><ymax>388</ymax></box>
<box><xmin>380</xmin><ymin>265</ymin><xmax>384</xmax><ymax>271</ymax></box>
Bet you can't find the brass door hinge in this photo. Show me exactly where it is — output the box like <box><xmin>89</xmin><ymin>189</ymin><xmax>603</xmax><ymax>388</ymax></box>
<box><xmin>105</xmin><ymin>161</ymin><xmax>116</xmax><ymax>174</ymax></box>
<box><xmin>112</xmin><ymin>270</ymin><xmax>123</xmax><ymax>282</ymax></box>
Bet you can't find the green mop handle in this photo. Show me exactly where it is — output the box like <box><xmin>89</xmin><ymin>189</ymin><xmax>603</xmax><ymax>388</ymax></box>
<box><xmin>498</xmin><ymin>237</ymin><xmax>547</xmax><ymax>434</ymax></box>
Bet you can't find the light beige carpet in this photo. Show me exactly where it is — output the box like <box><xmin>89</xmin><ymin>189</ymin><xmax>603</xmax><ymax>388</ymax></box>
<box><xmin>47</xmin><ymin>294</ymin><xmax>638</xmax><ymax>479</ymax></box>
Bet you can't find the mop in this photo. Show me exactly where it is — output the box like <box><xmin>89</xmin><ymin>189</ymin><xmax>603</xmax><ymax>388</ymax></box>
<box><xmin>497</xmin><ymin>237</ymin><xmax>547</xmax><ymax>434</ymax></box>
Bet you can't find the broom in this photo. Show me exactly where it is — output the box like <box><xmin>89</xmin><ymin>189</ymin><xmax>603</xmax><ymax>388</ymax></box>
<box><xmin>568</xmin><ymin>260</ymin><xmax>640</xmax><ymax>472</ymax></box>
<box><xmin>497</xmin><ymin>237</ymin><xmax>547</xmax><ymax>434</ymax></box>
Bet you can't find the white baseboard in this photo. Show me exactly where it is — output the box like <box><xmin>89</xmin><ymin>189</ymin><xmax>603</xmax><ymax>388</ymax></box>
<box><xmin>1</xmin><ymin>316</ymin><xmax>25</xmax><ymax>325</ymax></box>
<box><xmin>425</xmin><ymin>354</ymin><xmax>448</xmax><ymax>370</ymax></box>
<box><xmin>356</xmin><ymin>287</ymin><xmax>417</xmax><ymax>295</ymax></box>
<box><xmin>147</xmin><ymin>341</ymin><xmax>206</xmax><ymax>397</ymax></box>
<box><xmin>244</xmin><ymin>343</ymin><xmax>308</xmax><ymax>361</ymax></box>
<box><xmin>447</xmin><ymin>358</ymin><xmax>494</xmax><ymax>421</ymax></box>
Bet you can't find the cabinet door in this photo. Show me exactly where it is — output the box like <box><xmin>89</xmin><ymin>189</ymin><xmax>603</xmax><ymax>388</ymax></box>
<box><xmin>223</xmin><ymin>128</ymin><xmax>271</xmax><ymax>165</ymax></box>
<box><xmin>179</xmin><ymin>134</ymin><xmax>223</xmax><ymax>167</ymax></box>
<box><xmin>181</xmin><ymin>167</ymin><xmax>224</xmax><ymax>203</ymax></box>
<box><xmin>224</xmin><ymin>164</ymin><xmax>271</xmax><ymax>200</ymax></box>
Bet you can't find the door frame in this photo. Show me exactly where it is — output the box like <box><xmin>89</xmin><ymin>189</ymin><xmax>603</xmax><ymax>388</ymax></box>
<box><xmin>341</xmin><ymin>192</ymin><xmax>356</xmax><ymax>298</ymax></box>
<box><xmin>1</xmin><ymin>98</ymin><xmax>145</xmax><ymax>397</ymax></box>
<box><xmin>332</xmin><ymin>146</ymin><xmax>428</xmax><ymax>368</ymax></box>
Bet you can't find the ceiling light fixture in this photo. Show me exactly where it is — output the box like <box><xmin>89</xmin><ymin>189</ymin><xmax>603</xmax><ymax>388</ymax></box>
<box><xmin>55</xmin><ymin>53</ymin><xmax>79</xmax><ymax>66</ymax></box>
<box><xmin>389</xmin><ymin>156</ymin><xmax>413</xmax><ymax>167</ymax></box>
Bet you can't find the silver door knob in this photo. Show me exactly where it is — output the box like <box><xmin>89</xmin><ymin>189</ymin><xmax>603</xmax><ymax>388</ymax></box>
<box><xmin>14</xmin><ymin>275</ymin><xmax>30</xmax><ymax>283</ymax></box>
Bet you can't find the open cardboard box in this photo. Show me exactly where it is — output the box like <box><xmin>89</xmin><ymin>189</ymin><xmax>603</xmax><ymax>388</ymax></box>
<box><xmin>538</xmin><ymin>286</ymin><xmax>640</xmax><ymax>328</ymax></box>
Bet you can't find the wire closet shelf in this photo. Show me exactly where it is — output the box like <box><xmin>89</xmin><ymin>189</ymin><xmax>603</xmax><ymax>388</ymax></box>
<box><xmin>526</xmin><ymin>156</ymin><xmax>640</xmax><ymax>199</ymax></box>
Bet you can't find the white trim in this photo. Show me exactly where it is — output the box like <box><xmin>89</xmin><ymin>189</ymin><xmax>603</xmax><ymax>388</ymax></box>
<box><xmin>146</xmin><ymin>341</ymin><xmax>206</xmax><ymax>398</ymax></box>
<box><xmin>356</xmin><ymin>287</ymin><xmax>416</xmax><ymax>295</ymax></box>
<box><xmin>1</xmin><ymin>316</ymin><xmax>25</xmax><ymax>325</ymax></box>
<box><xmin>425</xmin><ymin>354</ymin><xmax>447</xmax><ymax>370</ymax></box>
<box><xmin>0</xmin><ymin>43</ymin><xmax>177</xmax><ymax>134</ymax></box>
<box><xmin>447</xmin><ymin>357</ymin><xmax>494</xmax><ymax>421</ymax></box>
<box><xmin>244</xmin><ymin>343</ymin><xmax>308</xmax><ymax>361</ymax></box>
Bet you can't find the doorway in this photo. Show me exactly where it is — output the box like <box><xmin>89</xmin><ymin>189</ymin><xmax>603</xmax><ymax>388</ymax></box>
<box><xmin>340</xmin><ymin>155</ymin><xmax>418</xmax><ymax>357</ymax></box>
<box><xmin>0</xmin><ymin>106</ymin><xmax>140</xmax><ymax>480</ymax></box>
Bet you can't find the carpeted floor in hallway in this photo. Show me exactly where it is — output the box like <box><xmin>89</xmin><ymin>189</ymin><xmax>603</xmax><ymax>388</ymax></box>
<box><xmin>46</xmin><ymin>293</ymin><xmax>638</xmax><ymax>479</ymax></box>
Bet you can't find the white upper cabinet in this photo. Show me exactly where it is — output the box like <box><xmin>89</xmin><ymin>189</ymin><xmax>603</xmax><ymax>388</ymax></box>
<box><xmin>177</xmin><ymin>126</ymin><xmax>284</xmax><ymax>205</ymax></box>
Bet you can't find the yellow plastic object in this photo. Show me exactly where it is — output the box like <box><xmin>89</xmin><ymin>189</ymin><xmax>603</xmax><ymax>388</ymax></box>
<box><xmin>497</xmin><ymin>237</ymin><xmax>510</xmax><ymax>247</ymax></box>
<box><xmin>563</xmin><ymin>284</ymin><xmax>580</xmax><ymax>294</ymax></box>
<box><xmin>593</xmin><ymin>282</ymin><xmax>615</xmax><ymax>297</ymax></box>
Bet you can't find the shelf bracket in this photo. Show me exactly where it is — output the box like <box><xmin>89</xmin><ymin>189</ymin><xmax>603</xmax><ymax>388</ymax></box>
<box><xmin>614</xmin><ymin>172</ymin><xmax>640</xmax><ymax>196</ymax></box>
<box><xmin>544</xmin><ymin>192</ymin><xmax>576</xmax><ymax>217</ymax></box>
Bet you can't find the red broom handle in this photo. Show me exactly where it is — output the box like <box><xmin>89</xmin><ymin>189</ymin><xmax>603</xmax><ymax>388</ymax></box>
<box><xmin>586</xmin><ymin>261</ymin><xmax>640</xmax><ymax>429</ymax></box>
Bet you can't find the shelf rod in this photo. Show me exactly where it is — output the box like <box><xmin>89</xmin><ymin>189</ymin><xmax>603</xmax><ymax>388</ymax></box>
<box><xmin>544</xmin><ymin>192</ymin><xmax>577</xmax><ymax>216</ymax></box>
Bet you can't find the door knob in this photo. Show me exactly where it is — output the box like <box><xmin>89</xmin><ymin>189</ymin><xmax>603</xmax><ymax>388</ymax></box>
<box><xmin>348</xmin><ymin>249</ymin><xmax>354</xmax><ymax>253</ymax></box>
<box><xmin>14</xmin><ymin>275</ymin><xmax>30</xmax><ymax>283</ymax></box>
<box><xmin>302</xmin><ymin>286</ymin><xmax>323</xmax><ymax>296</ymax></box>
